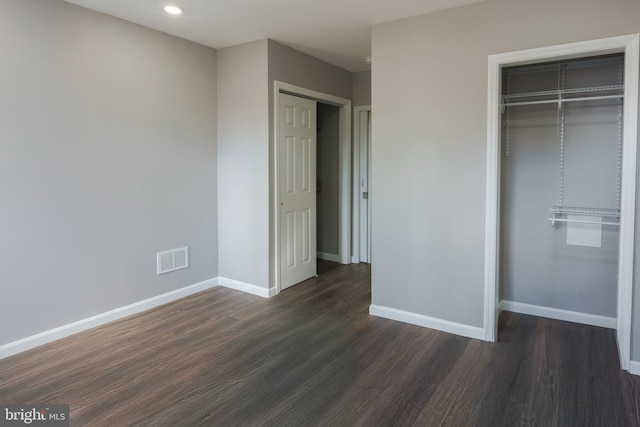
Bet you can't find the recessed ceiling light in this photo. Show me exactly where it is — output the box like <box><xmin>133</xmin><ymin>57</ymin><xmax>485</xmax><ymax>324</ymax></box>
<box><xmin>164</xmin><ymin>5</ymin><xmax>183</xmax><ymax>15</ymax></box>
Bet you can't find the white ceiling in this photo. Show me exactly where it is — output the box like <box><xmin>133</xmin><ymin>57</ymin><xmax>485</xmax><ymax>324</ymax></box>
<box><xmin>64</xmin><ymin>0</ymin><xmax>483</xmax><ymax>72</ymax></box>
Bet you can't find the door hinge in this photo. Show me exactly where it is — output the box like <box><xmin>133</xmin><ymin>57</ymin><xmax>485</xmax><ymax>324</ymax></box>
<box><xmin>362</xmin><ymin>192</ymin><xmax>368</xmax><ymax>199</ymax></box>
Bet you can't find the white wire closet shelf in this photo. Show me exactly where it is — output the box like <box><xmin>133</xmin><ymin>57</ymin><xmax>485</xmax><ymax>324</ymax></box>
<box><xmin>502</xmin><ymin>55</ymin><xmax>625</xmax><ymax>228</ymax></box>
<box><xmin>501</xmin><ymin>84</ymin><xmax>624</xmax><ymax>109</ymax></box>
<box><xmin>548</xmin><ymin>206</ymin><xmax>620</xmax><ymax>227</ymax></box>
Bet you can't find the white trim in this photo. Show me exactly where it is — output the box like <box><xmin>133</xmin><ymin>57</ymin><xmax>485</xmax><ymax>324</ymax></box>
<box><xmin>0</xmin><ymin>277</ymin><xmax>218</xmax><ymax>360</ymax></box>
<box><xmin>484</xmin><ymin>34</ymin><xmax>639</xmax><ymax>372</ymax></box>
<box><xmin>616</xmin><ymin>34</ymin><xmax>639</xmax><ymax>373</ymax></box>
<box><xmin>273</xmin><ymin>81</ymin><xmax>352</xmax><ymax>294</ymax></box>
<box><xmin>317</xmin><ymin>251</ymin><xmax>341</xmax><ymax>263</ymax></box>
<box><xmin>369</xmin><ymin>305</ymin><xmax>485</xmax><ymax>340</ymax></box>
<box><xmin>218</xmin><ymin>276</ymin><xmax>275</xmax><ymax>298</ymax></box>
<box><xmin>500</xmin><ymin>300</ymin><xmax>616</xmax><ymax>329</ymax></box>
<box><xmin>629</xmin><ymin>361</ymin><xmax>640</xmax><ymax>376</ymax></box>
<box><xmin>352</xmin><ymin>105</ymin><xmax>372</xmax><ymax>264</ymax></box>
<box><xmin>484</xmin><ymin>51</ymin><xmax>501</xmax><ymax>342</ymax></box>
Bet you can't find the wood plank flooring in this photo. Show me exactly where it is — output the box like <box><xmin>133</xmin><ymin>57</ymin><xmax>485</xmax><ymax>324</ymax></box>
<box><xmin>1</xmin><ymin>260</ymin><xmax>640</xmax><ymax>426</ymax></box>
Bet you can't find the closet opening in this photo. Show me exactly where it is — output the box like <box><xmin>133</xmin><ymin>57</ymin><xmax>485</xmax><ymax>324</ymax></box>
<box><xmin>484</xmin><ymin>34</ymin><xmax>639</xmax><ymax>372</ymax></box>
<box><xmin>499</xmin><ymin>54</ymin><xmax>623</xmax><ymax>331</ymax></box>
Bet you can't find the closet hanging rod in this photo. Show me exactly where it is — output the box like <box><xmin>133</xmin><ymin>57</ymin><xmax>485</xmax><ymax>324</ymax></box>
<box><xmin>502</xmin><ymin>94</ymin><xmax>623</xmax><ymax>108</ymax></box>
<box><xmin>503</xmin><ymin>84</ymin><xmax>624</xmax><ymax>100</ymax></box>
<box><xmin>547</xmin><ymin>217</ymin><xmax>619</xmax><ymax>226</ymax></box>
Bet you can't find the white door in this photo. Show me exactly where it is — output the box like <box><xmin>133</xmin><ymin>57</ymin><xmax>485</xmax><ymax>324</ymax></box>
<box><xmin>359</xmin><ymin>110</ymin><xmax>372</xmax><ymax>263</ymax></box>
<box><xmin>279</xmin><ymin>93</ymin><xmax>317</xmax><ymax>290</ymax></box>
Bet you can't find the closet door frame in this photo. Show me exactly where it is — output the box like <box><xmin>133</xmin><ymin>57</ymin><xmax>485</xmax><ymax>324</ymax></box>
<box><xmin>483</xmin><ymin>34</ymin><xmax>640</xmax><ymax>373</ymax></box>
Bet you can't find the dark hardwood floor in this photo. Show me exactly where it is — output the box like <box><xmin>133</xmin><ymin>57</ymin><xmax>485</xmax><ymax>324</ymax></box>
<box><xmin>1</xmin><ymin>260</ymin><xmax>640</xmax><ymax>426</ymax></box>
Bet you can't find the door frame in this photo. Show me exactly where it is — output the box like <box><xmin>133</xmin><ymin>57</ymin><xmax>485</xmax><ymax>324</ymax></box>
<box><xmin>483</xmin><ymin>34</ymin><xmax>639</xmax><ymax>372</ymax></box>
<box><xmin>352</xmin><ymin>105</ymin><xmax>372</xmax><ymax>263</ymax></box>
<box><xmin>273</xmin><ymin>81</ymin><xmax>352</xmax><ymax>293</ymax></box>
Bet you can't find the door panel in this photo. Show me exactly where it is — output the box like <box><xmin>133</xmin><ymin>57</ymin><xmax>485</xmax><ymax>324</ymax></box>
<box><xmin>285</xmin><ymin>137</ymin><xmax>295</xmax><ymax>194</ymax></box>
<box><xmin>279</xmin><ymin>93</ymin><xmax>317</xmax><ymax>290</ymax></box>
<box><xmin>301</xmin><ymin>137</ymin><xmax>311</xmax><ymax>193</ymax></box>
<box><xmin>359</xmin><ymin>110</ymin><xmax>372</xmax><ymax>263</ymax></box>
<box><xmin>285</xmin><ymin>211</ymin><xmax>295</xmax><ymax>269</ymax></box>
<box><xmin>302</xmin><ymin>207</ymin><xmax>311</xmax><ymax>263</ymax></box>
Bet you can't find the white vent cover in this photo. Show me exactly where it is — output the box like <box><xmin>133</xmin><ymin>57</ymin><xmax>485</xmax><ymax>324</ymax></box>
<box><xmin>157</xmin><ymin>247</ymin><xmax>189</xmax><ymax>274</ymax></box>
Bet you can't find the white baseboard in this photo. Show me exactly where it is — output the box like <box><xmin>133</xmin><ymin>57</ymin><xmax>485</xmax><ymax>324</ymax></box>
<box><xmin>218</xmin><ymin>276</ymin><xmax>275</xmax><ymax>298</ymax></box>
<box><xmin>500</xmin><ymin>300</ymin><xmax>616</xmax><ymax>329</ymax></box>
<box><xmin>318</xmin><ymin>251</ymin><xmax>341</xmax><ymax>263</ymax></box>
<box><xmin>0</xmin><ymin>277</ymin><xmax>218</xmax><ymax>361</ymax></box>
<box><xmin>629</xmin><ymin>361</ymin><xmax>640</xmax><ymax>376</ymax></box>
<box><xmin>369</xmin><ymin>304</ymin><xmax>485</xmax><ymax>340</ymax></box>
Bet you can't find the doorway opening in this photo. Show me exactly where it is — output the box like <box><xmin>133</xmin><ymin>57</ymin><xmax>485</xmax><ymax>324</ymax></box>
<box><xmin>484</xmin><ymin>34</ymin><xmax>639</xmax><ymax>372</ymax></box>
<box><xmin>273</xmin><ymin>81</ymin><xmax>352</xmax><ymax>294</ymax></box>
<box><xmin>317</xmin><ymin>103</ymin><xmax>341</xmax><ymax>264</ymax></box>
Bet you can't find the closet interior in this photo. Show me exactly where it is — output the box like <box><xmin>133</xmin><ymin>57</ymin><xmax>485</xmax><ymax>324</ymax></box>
<box><xmin>499</xmin><ymin>54</ymin><xmax>624</xmax><ymax>323</ymax></box>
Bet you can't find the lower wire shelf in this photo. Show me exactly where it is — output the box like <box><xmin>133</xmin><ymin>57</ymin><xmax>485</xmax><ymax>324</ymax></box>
<box><xmin>548</xmin><ymin>206</ymin><xmax>620</xmax><ymax>227</ymax></box>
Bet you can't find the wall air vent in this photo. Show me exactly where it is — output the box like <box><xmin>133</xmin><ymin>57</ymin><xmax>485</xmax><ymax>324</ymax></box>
<box><xmin>157</xmin><ymin>247</ymin><xmax>189</xmax><ymax>274</ymax></box>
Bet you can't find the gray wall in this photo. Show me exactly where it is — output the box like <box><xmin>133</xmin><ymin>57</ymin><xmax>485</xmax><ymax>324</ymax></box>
<box><xmin>268</xmin><ymin>41</ymin><xmax>353</xmax><ymax>101</ymax></box>
<box><xmin>317</xmin><ymin>104</ymin><xmax>340</xmax><ymax>256</ymax></box>
<box><xmin>353</xmin><ymin>71</ymin><xmax>372</xmax><ymax>106</ymax></box>
<box><xmin>268</xmin><ymin>40</ymin><xmax>353</xmax><ymax>286</ymax></box>
<box><xmin>217</xmin><ymin>40</ymin><xmax>270</xmax><ymax>288</ymax></box>
<box><xmin>217</xmin><ymin>39</ymin><xmax>351</xmax><ymax>290</ymax></box>
<box><xmin>371</xmin><ymin>0</ymin><xmax>640</xmax><ymax>334</ymax></box>
<box><xmin>500</xmin><ymin>64</ymin><xmax>620</xmax><ymax>317</ymax></box>
<box><xmin>0</xmin><ymin>0</ymin><xmax>218</xmax><ymax>346</ymax></box>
